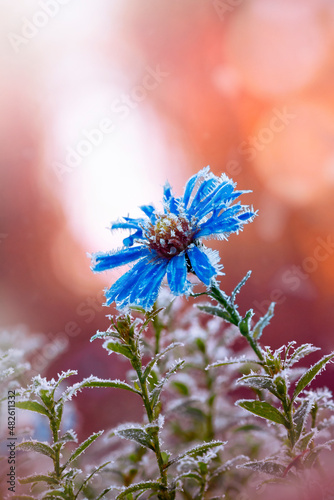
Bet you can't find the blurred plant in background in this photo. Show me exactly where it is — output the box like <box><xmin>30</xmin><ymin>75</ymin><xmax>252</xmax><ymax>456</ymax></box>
<box><xmin>2</xmin><ymin>0</ymin><xmax>334</xmax><ymax>457</ymax></box>
<box><xmin>3</xmin><ymin>169</ymin><xmax>334</xmax><ymax>499</ymax></box>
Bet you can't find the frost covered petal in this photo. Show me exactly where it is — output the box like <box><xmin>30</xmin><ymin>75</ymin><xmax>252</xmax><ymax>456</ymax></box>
<box><xmin>91</xmin><ymin>167</ymin><xmax>255</xmax><ymax>310</ymax></box>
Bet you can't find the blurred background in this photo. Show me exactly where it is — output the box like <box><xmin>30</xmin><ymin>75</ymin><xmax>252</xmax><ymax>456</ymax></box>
<box><xmin>1</xmin><ymin>0</ymin><xmax>334</xmax><ymax>438</ymax></box>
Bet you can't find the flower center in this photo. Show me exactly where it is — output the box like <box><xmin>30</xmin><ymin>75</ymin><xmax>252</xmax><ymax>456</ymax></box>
<box><xmin>146</xmin><ymin>213</ymin><xmax>195</xmax><ymax>259</ymax></box>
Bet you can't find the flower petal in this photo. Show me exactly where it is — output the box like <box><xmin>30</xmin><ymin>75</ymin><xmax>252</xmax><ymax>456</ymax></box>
<box><xmin>238</xmin><ymin>210</ymin><xmax>256</xmax><ymax>221</ymax></box>
<box><xmin>186</xmin><ymin>245</ymin><xmax>218</xmax><ymax>285</ymax></box>
<box><xmin>92</xmin><ymin>166</ymin><xmax>255</xmax><ymax>311</ymax></box>
<box><xmin>163</xmin><ymin>181</ymin><xmax>180</xmax><ymax>215</ymax></box>
<box><xmin>105</xmin><ymin>258</ymin><xmax>150</xmax><ymax>306</ymax></box>
<box><xmin>196</xmin><ymin>219</ymin><xmax>241</xmax><ymax>238</ymax></box>
<box><xmin>182</xmin><ymin>166</ymin><xmax>210</xmax><ymax>209</ymax></box>
<box><xmin>197</xmin><ymin>207</ymin><xmax>256</xmax><ymax>238</ymax></box>
<box><xmin>167</xmin><ymin>253</ymin><xmax>190</xmax><ymax>295</ymax></box>
<box><xmin>191</xmin><ymin>181</ymin><xmax>235</xmax><ymax>220</ymax></box>
<box><xmin>129</xmin><ymin>258</ymin><xmax>168</xmax><ymax>309</ymax></box>
<box><xmin>186</xmin><ymin>177</ymin><xmax>218</xmax><ymax>216</ymax></box>
<box><xmin>123</xmin><ymin>229</ymin><xmax>144</xmax><ymax>247</ymax></box>
<box><xmin>111</xmin><ymin>218</ymin><xmax>144</xmax><ymax>230</ymax></box>
<box><xmin>91</xmin><ymin>246</ymin><xmax>150</xmax><ymax>273</ymax></box>
<box><xmin>140</xmin><ymin>204</ymin><xmax>156</xmax><ymax>222</ymax></box>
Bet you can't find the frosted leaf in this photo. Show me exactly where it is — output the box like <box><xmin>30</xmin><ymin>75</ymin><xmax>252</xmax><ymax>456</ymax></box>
<box><xmin>302</xmin><ymin>387</ymin><xmax>334</xmax><ymax>410</ymax></box>
<box><xmin>286</xmin><ymin>343</ymin><xmax>321</xmax><ymax>368</ymax></box>
<box><xmin>241</xmin><ymin>460</ymin><xmax>286</xmax><ymax>477</ymax></box>
<box><xmin>292</xmin><ymin>352</ymin><xmax>334</xmax><ymax>401</ymax></box>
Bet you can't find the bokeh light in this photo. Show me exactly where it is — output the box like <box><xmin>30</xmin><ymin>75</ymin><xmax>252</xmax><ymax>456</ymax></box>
<box><xmin>1</xmin><ymin>0</ymin><xmax>334</xmax><ymax>443</ymax></box>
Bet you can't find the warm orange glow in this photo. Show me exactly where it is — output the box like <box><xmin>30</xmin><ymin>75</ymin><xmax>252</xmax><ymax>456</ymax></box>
<box><xmin>226</xmin><ymin>1</ymin><xmax>329</xmax><ymax>97</ymax></box>
<box><xmin>2</xmin><ymin>0</ymin><xmax>334</xmax><ymax>443</ymax></box>
<box><xmin>252</xmin><ymin>102</ymin><xmax>334</xmax><ymax>205</ymax></box>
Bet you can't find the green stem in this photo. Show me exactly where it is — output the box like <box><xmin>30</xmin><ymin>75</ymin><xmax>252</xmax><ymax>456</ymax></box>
<box><xmin>153</xmin><ymin>313</ymin><xmax>163</xmax><ymax>356</ymax></box>
<box><xmin>282</xmin><ymin>399</ymin><xmax>295</xmax><ymax>449</ymax></box>
<box><xmin>196</xmin><ymin>477</ymin><xmax>207</xmax><ymax>500</ymax></box>
<box><xmin>50</xmin><ymin>415</ymin><xmax>61</xmax><ymax>480</ymax></box>
<box><xmin>204</xmin><ymin>351</ymin><xmax>215</xmax><ymax>441</ymax></box>
<box><xmin>209</xmin><ymin>283</ymin><xmax>240</xmax><ymax>326</ymax></box>
<box><xmin>132</xmin><ymin>355</ymin><xmax>170</xmax><ymax>499</ymax></box>
<box><xmin>208</xmin><ymin>283</ymin><xmax>265</xmax><ymax>363</ymax></box>
<box><xmin>245</xmin><ymin>334</ymin><xmax>265</xmax><ymax>363</ymax></box>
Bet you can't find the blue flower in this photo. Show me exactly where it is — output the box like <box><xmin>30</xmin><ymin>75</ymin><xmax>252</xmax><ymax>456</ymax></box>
<box><xmin>91</xmin><ymin>167</ymin><xmax>256</xmax><ymax>310</ymax></box>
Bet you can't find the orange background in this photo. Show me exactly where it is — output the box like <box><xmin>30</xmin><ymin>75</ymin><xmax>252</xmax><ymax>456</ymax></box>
<box><xmin>1</xmin><ymin>0</ymin><xmax>334</xmax><ymax>437</ymax></box>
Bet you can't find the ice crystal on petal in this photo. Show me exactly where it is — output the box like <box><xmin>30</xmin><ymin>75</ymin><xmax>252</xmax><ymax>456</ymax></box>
<box><xmin>91</xmin><ymin>167</ymin><xmax>256</xmax><ymax>310</ymax></box>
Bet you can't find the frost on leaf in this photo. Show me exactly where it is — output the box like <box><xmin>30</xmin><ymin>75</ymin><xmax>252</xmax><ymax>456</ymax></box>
<box><xmin>65</xmin><ymin>431</ymin><xmax>103</xmax><ymax>465</ymax></box>
<box><xmin>285</xmin><ymin>343</ymin><xmax>321</xmax><ymax>368</ymax></box>
<box><xmin>292</xmin><ymin>352</ymin><xmax>334</xmax><ymax>401</ymax></box>
<box><xmin>242</xmin><ymin>460</ymin><xmax>286</xmax><ymax>478</ymax></box>
<box><xmin>251</xmin><ymin>303</ymin><xmax>275</xmax><ymax>341</ymax></box>
<box><xmin>114</xmin><ymin>423</ymin><xmax>161</xmax><ymax>451</ymax></box>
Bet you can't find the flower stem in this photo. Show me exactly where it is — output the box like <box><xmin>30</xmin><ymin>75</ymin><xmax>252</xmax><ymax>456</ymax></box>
<box><xmin>208</xmin><ymin>282</ymin><xmax>264</xmax><ymax>363</ymax></box>
<box><xmin>131</xmin><ymin>354</ymin><xmax>170</xmax><ymax>499</ymax></box>
<box><xmin>153</xmin><ymin>306</ymin><xmax>164</xmax><ymax>356</ymax></box>
<box><xmin>203</xmin><ymin>350</ymin><xmax>216</xmax><ymax>441</ymax></box>
<box><xmin>50</xmin><ymin>413</ymin><xmax>61</xmax><ymax>480</ymax></box>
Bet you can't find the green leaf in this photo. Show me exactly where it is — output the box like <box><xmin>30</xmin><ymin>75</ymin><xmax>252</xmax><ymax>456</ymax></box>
<box><xmin>54</xmin><ymin>370</ymin><xmax>77</xmax><ymax>390</ymax></box>
<box><xmin>231</xmin><ymin>271</ymin><xmax>252</xmax><ymax>303</ymax></box>
<box><xmin>139</xmin><ymin>307</ymin><xmax>165</xmax><ymax>334</ymax></box>
<box><xmin>292</xmin><ymin>351</ymin><xmax>334</xmax><ymax>401</ymax></box>
<box><xmin>16</xmin><ymin>400</ymin><xmax>50</xmax><ymax>417</ymax></box>
<box><xmin>166</xmin><ymin>441</ymin><xmax>225</xmax><ymax>468</ymax></box>
<box><xmin>251</xmin><ymin>302</ymin><xmax>275</xmax><ymax>340</ymax></box>
<box><xmin>95</xmin><ymin>488</ymin><xmax>113</xmax><ymax>500</ymax></box>
<box><xmin>42</xmin><ymin>490</ymin><xmax>68</xmax><ymax>499</ymax></box>
<box><xmin>10</xmin><ymin>496</ymin><xmax>37</xmax><ymax>500</ymax></box>
<box><xmin>58</xmin><ymin>429</ymin><xmax>77</xmax><ymax>444</ymax></box>
<box><xmin>233</xmin><ymin>424</ymin><xmax>264</xmax><ymax>433</ymax></box>
<box><xmin>286</xmin><ymin>343</ymin><xmax>320</xmax><ymax>368</ymax></box>
<box><xmin>150</xmin><ymin>359</ymin><xmax>185</xmax><ymax>409</ymax></box>
<box><xmin>197</xmin><ymin>305</ymin><xmax>231</xmax><ymax>322</ymax></box>
<box><xmin>172</xmin><ymin>381</ymin><xmax>189</xmax><ymax>396</ymax></box>
<box><xmin>175</xmin><ymin>472</ymin><xmax>203</xmax><ymax>484</ymax></box>
<box><xmin>63</xmin><ymin>376</ymin><xmax>141</xmax><ymax>401</ymax></box>
<box><xmin>303</xmin><ymin>440</ymin><xmax>334</xmax><ymax>468</ymax></box>
<box><xmin>207</xmin><ymin>357</ymin><xmax>262</xmax><ymax>369</ymax></box>
<box><xmin>116</xmin><ymin>481</ymin><xmax>163</xmax><ymax>499</ymax></box>
<box><xmin>296</xmin><ymin>430</ymin><xmax>315</xmax><ymax>453</ymax></box>
<box><xmin>19</xmin><ymin>474</ymin><xmax>58</xmax><ymax>485</ymax></box>
<box><xmin>142</xmin><ymin>343</ymin><xmax>183</xmax><ymax>381</ymax></box>
<box><xmin>239</xmin><ymin>309</ymin><xmax>254</xmax><ymax>336</ymax></box>
<box><xmin>273</xmin><ymin>375</ymin><xmax>288</xmax><ymax>398</ymax></box>
<box><xmin>209</xmin><ymin>282</ymin><xmax>230</xmax><ymax>305</ymax></box>
<box><xmin>80</xmin><ymin>378</ymin><xmax>141</xmax><ymax>395</ymax></box>
<box><xmin>237</xmin><ymin>374</ymin><xmax>279</xmax><ymax>396</ymax></box>
<box><xmin>293</xmin><ymin>399</ymin><xmax>313</xmax><ymax>441</ymax></box>
<box><xmin>65</xmin><ymin>431</ymin><xmax>103</xmax><ymax>466</ymax></box>
<box><xmin>195</xmin><ymin>337</ymin><xmax>206</xmax><ymax>353</ymax></box>
<box><xmin>75</xmin><ymin>461</ymin><xmax>111</xmax><ymax>499</ymax></box>
<box><xmin>242</xmin><ymin>460</ymin><xmax>286</xmax><ymax>477</ymax></box>
<box><xmin>237</xmin><ymin>400</ymin><xmax>289</xmax><ymax>427</ymax></box>
<box><xmin>161</xmin><ymin>451</ymin><xmax>170</xmax><ymax>465</ymax></box>
<box><xmin>114</xmin><ymin>425</ymin><xmax>157</xmax><ymax>451</ymax></box>
<box><xmin>103</xmin><ymin>340</ymin><xmax>133</xmax><ymax>359</ymax></box>
<box><xmin>38</xmin><ymin>390</ymin><xmax>54</xmax><ymax>409</ymax></box>
<box><xmin>17</xmin><ymin>441</ymin><xmax>55</xmax><ymax>460</ymax></box>
<box><xmin>90</xmin><ymin>330</ymin><xmax>120</xmax><ymax>342</ymax></box>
